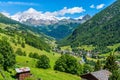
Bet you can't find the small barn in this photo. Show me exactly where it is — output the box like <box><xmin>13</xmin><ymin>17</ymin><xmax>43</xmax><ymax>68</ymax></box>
<box><xmin>15</xmin><ymin>67</ymin><xmax>31</xmax><ymax>80</ymax></box>
<box><xmin>81</xmin><ymin>70</ymin><xmax>112</xmax><ymax>80</ymax></box>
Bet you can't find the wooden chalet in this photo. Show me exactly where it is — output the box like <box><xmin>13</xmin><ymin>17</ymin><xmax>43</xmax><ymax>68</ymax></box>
<box><xmin>81</xmin><ymin>70</ymin><xmax>112</xmax><ymax>80</ymax></box>
<box><xmin>15</xmin><ymin>67</ymin><xmax>31</xmax><ymax>80</ymax></box>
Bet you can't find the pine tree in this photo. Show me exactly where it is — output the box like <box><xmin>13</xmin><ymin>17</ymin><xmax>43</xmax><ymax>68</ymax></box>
<box><xmin>21</xmin><ymin>42</ymin><xmax>25</xmax><ymax>48</ymax></box>
<box><xmin>109</xmin><ymin>70</ymin><xmax>120</xmax><ymax>80</ymax></box>
<box><xmin>104</xmin><ymin>53</ymin><xmax>118</xmax><ymax>72</ymax></box>
<box><xmin>94</xmin><ymin>60</ymin><xmax>102</xmax><ymax>71</ymax></box>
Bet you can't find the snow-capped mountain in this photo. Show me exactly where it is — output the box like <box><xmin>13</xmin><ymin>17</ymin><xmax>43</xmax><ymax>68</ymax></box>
<box><xmin>11</xmin><ymin>8</ymin><xmax>91</xmax><ymax>26</ymax></box>
<box><xmin>9</xmin><ymin>8</ymin><xmax>91</xmax><ymax>39</ymax></box>
<box><xmin>11</xmin><ymin>8</ymin><xmax>59</xmax><ymax>25</ymax></box>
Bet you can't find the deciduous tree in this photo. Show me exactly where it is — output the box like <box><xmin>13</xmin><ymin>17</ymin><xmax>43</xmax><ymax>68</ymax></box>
<box><xmin>0</xmin><ymin>38</ymin><xmax>16</xmax><ymax>70</ymax></box>
<box><xmin>36</xmin><ymin>55</ymin><xmax>50</xmax><ymax>69</ymax></box>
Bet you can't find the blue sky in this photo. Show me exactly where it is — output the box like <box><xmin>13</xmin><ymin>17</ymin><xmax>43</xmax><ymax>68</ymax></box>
<box><xmin>0</xmin><ymin>0</ymin><xmax>116</xmax><ymax>18</ymax></box>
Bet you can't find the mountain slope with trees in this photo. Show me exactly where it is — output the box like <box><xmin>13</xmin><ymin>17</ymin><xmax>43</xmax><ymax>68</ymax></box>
<box><xmin>0</xmin><ymin>13</ymin><xmax>52</xmax><ymax>51</ymax></box>
<box><xmin>37</xmin><ymin>15</ymin><xmax>91</xmax><ymax>39</ymax></box>
<box><xmin>64</xmin><ymin>0</ymin><xmax>120</xmax><ymax>48</ymax></box>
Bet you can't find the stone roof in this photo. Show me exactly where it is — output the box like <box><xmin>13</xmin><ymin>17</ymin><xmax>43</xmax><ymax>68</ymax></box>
<box><xmin>81</xmin><ymin>70</ymin><xmax>112</xmax><ymax>80</ymax></box>
<box><xmin>91</xmin><ymin>70</ymin><xmax>112</xmax><ymax>80</ymax></box>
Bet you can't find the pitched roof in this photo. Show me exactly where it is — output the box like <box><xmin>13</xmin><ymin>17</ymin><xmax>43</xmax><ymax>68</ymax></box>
<box><xmin>91</xmin><ymin>70</ymin><xmax>112</xmax><ymax>80</ymax></box>
<box><xmin>81</xmin><ymin>70</ymin><xmax>112</xmax><ymax>80</ymax></box>
<box><xmin>15</xmin><ymin>67</ymin><xmax>30</xmax><ymax>73</ymax></box>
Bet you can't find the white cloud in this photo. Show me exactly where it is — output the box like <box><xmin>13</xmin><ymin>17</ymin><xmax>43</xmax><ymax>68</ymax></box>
<box><xmin>90</xmin><ymin>4</ymin><xmax>95</xmax><ymax>8</ymax></box>
<box><xmin>45</xmin><ymin>7</ymin><xmax>85</xmax><ymax>16</ymax></box>
<box><xmin>96</xmin><ymin>4</ymin><xmax>105</xmax><ymax>9</ymax></box>
<box><xmin>1</xmin><ymin>12</ymin><xmax>10</xmax><ymax>17</ymax></box>
<box><xmin>0</xmin><ymin>1</ymin><xmax>38</xmax><ymax>6</ymax></box>
<box><xmin>59</xmin><ymin>7</ymin><xmax>85</xmax><ymax>15</ymax></box>
<box><xmin>90</xmin><ymin>4</ymin><xmax>105</xmax><ymax>9</ymax></box>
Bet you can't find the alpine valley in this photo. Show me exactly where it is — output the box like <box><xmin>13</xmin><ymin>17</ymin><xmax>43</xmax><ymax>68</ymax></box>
<box><xmin>0</xmin><ymin>0</ymin><xmax>120</xmax><ymax>80</ymax></box>
<box><xmin>10</xmin><ymin>8</ymin><xmax>91</xmax><ymax>39</ymax></box>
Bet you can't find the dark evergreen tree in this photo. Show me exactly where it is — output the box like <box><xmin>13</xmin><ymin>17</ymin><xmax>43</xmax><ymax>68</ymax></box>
<box><xmin>21</xmin><ymin>42</ymin><xmax>25</xmax><ymax>48</ymax></box>
<box><xmin>29</xmin><ymin>52</ymin><xmax>39</xmax><ymax>59</ymax></box>
<box><xmin>32</xmin><ymin>53</ymin><xmax>39</xmax><ymax>59</ymax></box>
<box><xmin>29</xmin><ymin>52</ymin><xmax>33</xmax><ymax>58</ymax></box>
<box><xmin>94</xmin><ymin>60</ymin><xmax>102</xmax><ymax>71</ymax></box>
<box><xmin>109</xmin><ymin>70</ymin><xmax>120</xmax><ymax>80</ymax></box>
<box><xmin>23</xmin><ymin>51</ymin><xmax>26</xmax><ymax>56</ymax></box>
<box><xmin>15</xmin><ymin>48</ymin><xmax>26</xmax><ymax>56</ymax></box>
<box><xmin>104</xmin><ymin>54</ymin><xmax>118</xmax><ymax>72</ymax></box>
<box><xmin>16</xmin><ymin>48</ymin><xmax>23</xmax><ymax>56</ymax></box>
<box><xmin>17</xmin><ymin>37</ymin><xmax>21</xmax><ymax>44</ymax></box>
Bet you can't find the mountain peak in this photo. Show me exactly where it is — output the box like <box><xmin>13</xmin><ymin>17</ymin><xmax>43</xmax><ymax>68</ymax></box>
<box><xmin>82</xmin><ymin>14</ymin><xmax>91</xmax><ymax>20</ymax></box>
<box><xmin>25</xmin><ymin>8</ymin><xmax>39</xmax><ymax>13</ymax></box>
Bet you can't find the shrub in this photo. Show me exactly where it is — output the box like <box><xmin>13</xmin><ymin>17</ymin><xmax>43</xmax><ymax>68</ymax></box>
<box><xmin>21</xmin><ymin>42</ymin><xmax>25</xmax><ymax>48</ymax></box>
<box><xmin>83</xmin><ymin>64</ymin><xmax>93</xmax><ymax>74</ymax></box>
<box><xmin>36</xmin><ymin>55</ymin><xmax>50</xmax><ymax>69</ymax></box>
<box><xmin>29</xmin><ymin>52</ymin><xmax>39</xmax><ymax>59</ymax></box>
<box><xmin>15</xmin><ymin>48</ymin><xmax>26</xmax><ymax>56</ymax></box>
<box><xmin>29</xmin><ymin>52</ymin><xmax>33</xmax><ymax>58</ymax></box>
<box><xmin>54</xmin><ymin>54</ymin><xmax>83</xmax><ymax>75</ymax></box>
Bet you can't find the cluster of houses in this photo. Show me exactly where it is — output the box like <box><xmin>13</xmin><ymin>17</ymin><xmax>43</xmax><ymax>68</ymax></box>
<box><xmin>53</xmin><ymin>47</ymin><xmax>101</xmax><ymax>59</ymax></box>
<box><xmin>53</xmin><ymin>47</ymin><xmax>94</xmax><ymax>57</ymax></box>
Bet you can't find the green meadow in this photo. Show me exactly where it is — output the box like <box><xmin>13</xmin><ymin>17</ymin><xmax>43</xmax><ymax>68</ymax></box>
<box><xmin>0</xmin><ymin>33</ymin><xmax>81</xmax><ymax>80</ymax></box>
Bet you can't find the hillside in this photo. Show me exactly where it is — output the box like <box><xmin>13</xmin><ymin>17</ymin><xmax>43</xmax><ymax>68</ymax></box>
<box><xmin>64</xmin><ymin>0</ymin><xmax>120</xmax><ymax>48</ymax></box>
<box><xmin>0</xmin><ymin>13</ymin><xmax>53</xmax><ymax>51</ymax></box>
<box><xmin>37</xmin><ymin>15</ymin><xmax>91</xmax><ymax>39</ymax></box>
<box><xmin>38</xmin><ymin>23</ymin><xmax>79</xmax><ymax>39</ymax></box>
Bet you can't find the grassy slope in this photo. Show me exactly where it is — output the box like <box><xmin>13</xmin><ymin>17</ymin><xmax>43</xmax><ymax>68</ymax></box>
<box><xmin>61</xmin><ymin>46</ymin><xmax>72</xmax><ymax>51</ymax></box>
<box><xmin>61</xmin><ymin>45</ymin><xmax>95</xmax><ymax>51</ymax></box>
<box><xmin>16</xmin><ymin>56</ymin><xmax>80</xmax><ymax>80</ymax></box>
<box><xmin>0</xmin><ymin>33</ymin><xmax>81</xmax><ymax>80</ymax></box>
<box><xmin>78</xmin><ymin>45</ymin><xmax>95</xmax><ymax>51</ymax></box>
